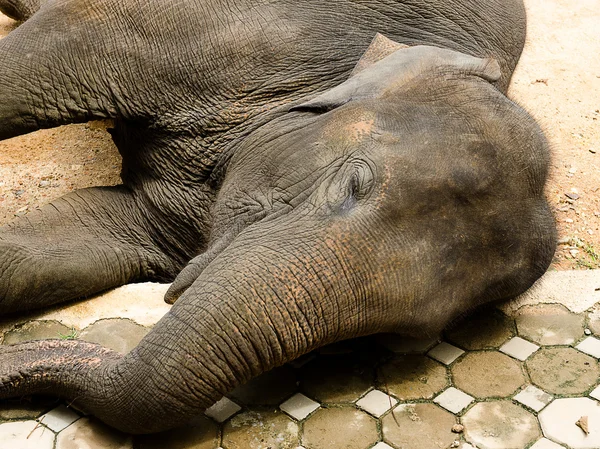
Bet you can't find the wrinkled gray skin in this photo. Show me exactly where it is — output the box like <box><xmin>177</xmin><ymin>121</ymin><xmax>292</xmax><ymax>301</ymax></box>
<box><xmin>0</xmin><ymin>0</ymin><xmax>41</xmax><ymax>20</ymax></box>
<box><xmin>0</xmin><ymin>0</ymin><xmax>555</xmax><ymax>434</ymax></box>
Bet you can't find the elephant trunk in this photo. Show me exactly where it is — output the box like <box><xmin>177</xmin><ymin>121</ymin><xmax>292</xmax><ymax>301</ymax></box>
<box><xmin>0</xmin><ymin>227</ymin><xmax>378</xmax><ymax>433</ymax></box>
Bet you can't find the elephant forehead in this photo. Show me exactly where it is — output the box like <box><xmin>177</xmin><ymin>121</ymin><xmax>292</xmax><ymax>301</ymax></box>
<box><xmin>320</xmin><ymin>108</ymin><xmax>377</xmax><ymax>144</ymax></box>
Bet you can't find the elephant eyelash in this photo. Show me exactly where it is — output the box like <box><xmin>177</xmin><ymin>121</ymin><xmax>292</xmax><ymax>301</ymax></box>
<box><xmin>288</xmin><ymin>98</ymin><xmax>349</xmax><ymax>114</ymax></box>
<box><xmin>349</xmin><ymin>161</ymin><xmax>376</xmax><ymax>201</ymax></box>
<box><xmin>348</xmin><ymin>173</ymin><xmax>360</xmax><ymax>198</ymax></box>
<box><xmin>338</xmin><ymin>171</ymin><xmax>365</xmax><ymax>214</ymax></box>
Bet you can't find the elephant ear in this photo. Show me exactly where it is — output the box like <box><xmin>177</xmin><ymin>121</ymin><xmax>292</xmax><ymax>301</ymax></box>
<box><xmin>291</xmin><ymin>34</ymin><xmax>501</xmax><ymax>112</ymax></box>
<box><xmin>350</xmin><ymin>33</ymin><xmax>410</xmax><ymax>76</ymax></box>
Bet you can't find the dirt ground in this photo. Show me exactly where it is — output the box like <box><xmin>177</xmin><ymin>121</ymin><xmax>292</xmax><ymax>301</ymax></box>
<box><xmin>0</xmin><ymin>0</ymin><xmax>599</xmax><ymax>270</ymax></box>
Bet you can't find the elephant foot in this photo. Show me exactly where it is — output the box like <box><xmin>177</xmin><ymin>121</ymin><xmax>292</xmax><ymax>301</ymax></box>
<box><xmin>0</xmin><ymin>186</ymin><xmax>181</xmax><ymax>314</ymax></box>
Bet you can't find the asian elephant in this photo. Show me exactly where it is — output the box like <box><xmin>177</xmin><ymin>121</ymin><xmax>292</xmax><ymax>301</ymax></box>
<box><xmin>0</xmin><ymin>0</ymin><xmax>555</xmax><ymax>434</ymax></box>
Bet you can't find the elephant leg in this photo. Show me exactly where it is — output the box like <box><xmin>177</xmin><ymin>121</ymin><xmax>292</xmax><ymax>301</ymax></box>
<box><xmin>0</xmin><ymin>185</ymin><xmax>181</xmax><ymax>314</ymax></box>
<box><xmin>0</xmin><ymin>0</ymin><xmax>42</xmax><ymax>21</ymax></box>
<box><xmin>0</xmin><ymin>0</ymin><xmax>126</xmax><ymax>140</ymax></box>
<box><xmin>0</xmin><ymin>7</ymin><xmax>117</xmax><ymax>141</ymax></box>
<box><xmin>0</xmin><ymin>203</ymin><xmax>399</xmax><ymax>434</ymax></box>
<box><xmin>0</xmin><ymin>229</ymin><xmax>368</xmax><ymax>434</ymax></box>
<box><xmin>0</xmin><ymin>0</ymin><xmax>206</xmax><ymax>141</ymax></box>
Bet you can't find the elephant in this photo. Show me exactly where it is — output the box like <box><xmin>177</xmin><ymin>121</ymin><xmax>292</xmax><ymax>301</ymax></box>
<box><xmin>0</xmin><ymin>0</ymin><xmax>41</xmax><ymax>20</ymax></box>
<box><xmin>0</xmin><ymin>0</ymin><xmax>556</xmax><ymax>434</ymax></box>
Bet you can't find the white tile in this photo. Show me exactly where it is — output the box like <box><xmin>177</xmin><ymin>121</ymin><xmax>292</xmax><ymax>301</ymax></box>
<box><xmin>356</xmin><ymin>389</ymin><xmax>398</xmax><ymax>418</ymax></box>
<box><xmin>513</xmin><ymin>385</ymin><xmax>553</xmax><ymax>412</ymax></box>
<box><xmin>427</xmin><ymin>342</ymin><xmax>464</xmax><ymax>365</ymax></box>
<box><xmin>204</xmin><ymin>397</ymin><xmax>241</xmax><ymax>423</ymax></box>
<box><xmin>40</xmin><ymin>405</ymin><xmax>80</xmax><ymax>432</ymax></box>
<box><xmin>279</xmin><ymin>393</ymin><xmax>320</xmax><ymax>420</ymax></box>
<box><xmin>55</xmin><ymin>418</ymin><xmax>132</xmax><ymax>449</ymax></box>
<box><xmin>529</xmin><ymin>438</ymin><xmax>565</xmax><ymax>449</ymax></box>
<box><xmin>0</xmin><ymin>421</ymin><xmax>55</xmax><ymax>449</ymax></box>
<box><xmin>499</xmin><ymin>337</ymin><xmax>539</xmax><ymax>361</ymax></box>
<box><xmin>576</xmin><ymin>336</ymin><xmax>600</xmax><ymax>358</ymax></box>
<box><xmin>433</xmin><ymin>387</ymin><xmax>474</xmax><ymax>414</ymax></box>
<box><xmin>371</xmin><ymin>443</ymin><xmax>395</xmax><ymax>449</ymax></box>
<box><xmin>589</xmin><ymin>384</ymin><xmax>600</xmax><ymax>401</ymax></box>
<box><xmin>462</xmin><ymin>402</ymin><xmax>539</xmax><ymax>448</ymax></box>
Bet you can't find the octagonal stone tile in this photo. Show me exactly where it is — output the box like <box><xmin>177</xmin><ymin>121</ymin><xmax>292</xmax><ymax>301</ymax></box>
<box><xmin>78</xmin><ymin>318</ymin><xmax>148</xmax><ymax>354</ymax></box>
<box><xmin>462</xmin><ymin>401</ymin><xmax>541</xmax><ymax>449</ymax></box>
<box><xmin>452</xmin><ymin>351</ymin><xmax>525</xmax><ymax>398</ymax></box>
<box><xmin>587</xmin><ymin>304</ymin><xmax>600</xmax><ymax>336</ymax></box>
<box><xmin>2</xmin><ymin>320</ymin><xmax>73</xmax><ymax>344</ymax></box>
<box><xmin>445</xmin><ymin>308</ymin><xmax>515</xmax><ymax>350</ymax></box>
<box><xmin>222</xmin><ymin>409</ymin><xmax>299</xmax><ymax>449</ymax></box>
<box><xmin>376</xmin><ymin>334</ymin><xmax>439</xmax><ymax>354</ymax></box>
<box><xmin>301</xmin><ymin>355</ymin><xmax>373</xmax><ymax>403</ymax></box>
<box><xmin>0</xmin><ymin>397</ymin><xmax>59</xmax><ymax>420</ymax></box>
<box><xmin>539</xmin><ymin>397</ymin><xmax>600</xmax><ymax>448</ymax></box>
<box><xmin>377</xmin><ymin>355</ymin><xmax>447</xmax><ymax>400</ymax></box>
<box><xmin>230</xmin><ymin>366</ymin><xmax>297</xmax><ymax>406</ymax></box>
<box><xmin>529</xmin><ymin>438</ymin><xmax>566</xmax><ymax>449</ymax></box>
<box><xmin>135</xmin><ymin>416</ymin><xmax>219</xmax><ymax>449</ymax></box>
<box><xmin>498</xmin><ymin>271</ymin><xmax>600</xmax><ymax>316</ymax></box>
<box><xmin>6</xmin><ymin>283</ymin><xmax>172</xmax><ymax>330</ymax></box>
<box><xmin>0</xmin><ymin>420</ymin><xmax>55</xmax><ymax>449</ymax></box>
<box><xmin>302</xmin><ymin>408</ymin><xmax>377</xmax><ymax>449</ymax></box>
<box><xmin>515</xmin><ymin>304</ymin><xmax>584</xmax><ymax>346</ymax></box>
<box><xmin>55</xmin><ymin>418</ymin><xmax>132</xmax><ymax>449</ymax></box>
<box><xmin>382</xmin><ymin>403</ymin><xmax>456</xmax><ymax>449</ymax></box>
<box><xmin>529</xmin><ymin>438</ymin><xmax>564</xmax><ymax>449</ymax></box>
<box><xmin>526</xmin><ymin>347</ymin><xmax>599</xmax><ymax>395</ymax></box>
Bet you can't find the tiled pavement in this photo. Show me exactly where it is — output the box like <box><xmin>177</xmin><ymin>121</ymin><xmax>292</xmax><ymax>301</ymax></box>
<box><xmin>0</xmin><ymin>270</ymin><xmax>599</xmax><ymax>449</ymax></box>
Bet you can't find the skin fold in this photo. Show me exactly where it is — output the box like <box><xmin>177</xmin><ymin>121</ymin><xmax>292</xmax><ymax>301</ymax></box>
<box><xmin>0</xmin><ymin>0</ymin><xmax>556</xmax><ymax>434</ymax></box>
<box><xmin>0</xmin><ymin>0</ymin><xmax>41</xmax><ymax>20</ymax></box>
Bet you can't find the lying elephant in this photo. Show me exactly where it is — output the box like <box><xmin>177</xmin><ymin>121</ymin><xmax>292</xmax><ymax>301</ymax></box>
<box><xmin>0</xmin><ymin>0</ymin><xmax>555</xmax><ymax>434</ymax></box>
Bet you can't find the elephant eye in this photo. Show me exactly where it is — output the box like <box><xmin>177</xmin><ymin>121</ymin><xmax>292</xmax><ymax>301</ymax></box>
<box><xmin>338</xmin><ymin>162</ymin><xmax>375</xmax><ymax>213</ymax></box>
<box><xmin>349</xmin><ymin>172</ymin><xmax>361</xmax><ymax>198</ymax></box>
<box><xmin>352</xmin><ymin>161</ymin><xmax>375</xmax><ymax>199</ymax></box>
<box><xmin>339</xmin><ymin>177</ymin><xmax>359</xmax><ymax>213</ymax></box>
<box><xmin>288</xmin><ymin>98</ymin><xmax>348</xmax><ymax>114</ymax></box>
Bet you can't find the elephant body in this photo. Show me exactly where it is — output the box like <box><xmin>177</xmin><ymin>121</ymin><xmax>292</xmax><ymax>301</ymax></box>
<box><xmin>0</xmin><ymin>0</ymin><xmax>555</xmax><ymax>434</ymax></box>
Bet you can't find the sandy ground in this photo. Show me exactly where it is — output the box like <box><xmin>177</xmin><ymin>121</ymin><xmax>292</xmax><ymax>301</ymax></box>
<box><xmin>0</xmin><ymin>0</ymin><xmax>599</xmax><ymax>270</ymax></box>
<box><xmin>508</xmin><ymin>0</ymin><xmax>600</xmax><ymax>269</ymax></box>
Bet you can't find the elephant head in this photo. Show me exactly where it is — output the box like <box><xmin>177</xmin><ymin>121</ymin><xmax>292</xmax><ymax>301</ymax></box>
<box><xmin>0</xmin><ymin>40</ymin><xmax>556</xmax><ymax>433</ymax></box>
<box><xmin>167</xmin><ymin>41</ymin><xmax>555</xmax><ymax>336</ymax></box>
